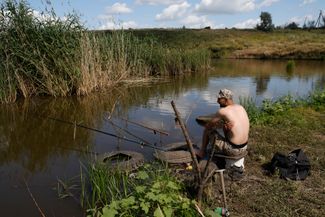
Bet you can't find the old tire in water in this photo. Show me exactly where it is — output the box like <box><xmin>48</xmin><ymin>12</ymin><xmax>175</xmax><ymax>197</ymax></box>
<box><xmin>97</xmin><ymin>151</ymin><xmax>144</xmax><ymax>172</ymax></box>
<box><xmin>154</xmin><ymin>142</ymin><xmax>193</xmax><ymax>164</ymax></box>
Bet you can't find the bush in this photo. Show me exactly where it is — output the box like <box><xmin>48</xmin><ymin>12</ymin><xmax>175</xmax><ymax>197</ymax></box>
<box><xmin>82</xmin><ymin>163</ymin><xmax>198</xmax><ymax>217</ymax></box>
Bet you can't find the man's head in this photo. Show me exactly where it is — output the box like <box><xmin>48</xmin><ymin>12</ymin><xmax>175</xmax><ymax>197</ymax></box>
<box><xmin>217</xmin><ymin>89</ymin><xmax>233</xmax><ymax>107</ymax></box>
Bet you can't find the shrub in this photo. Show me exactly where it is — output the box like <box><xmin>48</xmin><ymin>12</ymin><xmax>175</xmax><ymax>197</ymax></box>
<box><xmin>82</xmin><ymin>163</ymin><xmax>198</xmax><ymax>217</ymax></box>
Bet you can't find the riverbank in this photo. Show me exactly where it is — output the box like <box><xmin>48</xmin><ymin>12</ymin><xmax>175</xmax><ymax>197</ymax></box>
<box><xmin>129</xmin><ymin>28</ymin><xmax>325</xmax><ymax>60</ymax></box>
<box><xmin>229</xmin><ymin>90</ymin><xmax>325</xmax><ymax>216</ymax></box>
<box><xmin>82</xmin><ymin>90</ymin><xmax>325</xmax><ymax>216</ymax></box>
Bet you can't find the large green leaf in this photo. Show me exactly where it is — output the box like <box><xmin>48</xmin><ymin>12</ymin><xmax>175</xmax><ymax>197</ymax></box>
<box><xmin>154</xmin><ymin>205</ymin><xmax>165</xmax><ymax>217</ymax></box>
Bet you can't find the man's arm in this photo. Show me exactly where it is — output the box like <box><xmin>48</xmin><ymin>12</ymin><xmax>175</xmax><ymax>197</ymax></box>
<box><xmin>205</xmin><ymin>112</ymin><xmax>222</xmax><ymax>129</ymax></box>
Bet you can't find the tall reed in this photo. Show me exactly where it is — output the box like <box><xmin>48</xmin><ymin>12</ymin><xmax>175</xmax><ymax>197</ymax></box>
<box><xmin>0</xmin><ymin>0</ymin><xmax>211</xmax><ymax>103</ymax></box>
<box><xmin>0</xmin><ymin>0</ymin><xmax>83</xmax><ymax>102</ymax></box>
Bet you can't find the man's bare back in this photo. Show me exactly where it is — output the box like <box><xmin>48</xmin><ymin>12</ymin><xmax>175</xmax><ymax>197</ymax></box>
<box><xmin>196</xmin><ymin>89</ymin><xmax>250</xmax><ymax>158</ymax></box>
<box><xmin>218</xmin><ymin>104</ymin><xmax>249</xmax><ymax>145</ymax></box>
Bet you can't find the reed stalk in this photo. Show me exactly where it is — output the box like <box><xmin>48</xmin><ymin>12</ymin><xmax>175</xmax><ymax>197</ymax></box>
<box><xmin>0</xmin><ymin>0</ymin><xmax>210</xmax><ymax>103</ymax></box>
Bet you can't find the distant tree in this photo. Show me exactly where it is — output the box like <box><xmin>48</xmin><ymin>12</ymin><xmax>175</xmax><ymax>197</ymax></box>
<box><xmin>285</xmin><ymin>22</ymin><xmax>299</xmax><ymax>29</ymax></box>
<box><xmin>256</xmin><ymin>11</ymin><xmax>274</xmax><ymax>32</ymax></box>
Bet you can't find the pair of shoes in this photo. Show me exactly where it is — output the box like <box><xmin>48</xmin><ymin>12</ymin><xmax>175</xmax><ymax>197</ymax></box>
<box><xmin>228</xmin><ymin>165</ymin><xmax>244</xmax><ymax>181</ymax></box>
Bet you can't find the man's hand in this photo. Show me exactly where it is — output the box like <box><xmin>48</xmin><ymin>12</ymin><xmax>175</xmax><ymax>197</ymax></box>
<box><xmin>205</xmin><ymin>121</ymin><xmax>215</xmax><ymax>129</ymax></box>
<box><xmin>195</xmin><ymin>149</ymin><xmax>205</xmax><ymax>158</ymax></box>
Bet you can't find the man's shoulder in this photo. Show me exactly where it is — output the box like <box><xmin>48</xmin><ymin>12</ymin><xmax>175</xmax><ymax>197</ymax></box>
<box><xmin>221</xmin><ymin>104</ymin><xmax>245</xmax><ymax>113</ymax></box>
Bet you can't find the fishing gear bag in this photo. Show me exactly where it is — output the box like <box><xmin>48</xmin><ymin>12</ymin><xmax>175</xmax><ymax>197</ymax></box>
<box><xmin>268</xmin><ymin>149</ymin><xmax>311</xmax><ymax>180</ymax></box>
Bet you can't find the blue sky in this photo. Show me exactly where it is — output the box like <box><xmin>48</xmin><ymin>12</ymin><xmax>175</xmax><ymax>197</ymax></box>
<box><xmin>27</xmin><ymin>0</ymin><xmax>325</xmax><ymax>29</ymax></box>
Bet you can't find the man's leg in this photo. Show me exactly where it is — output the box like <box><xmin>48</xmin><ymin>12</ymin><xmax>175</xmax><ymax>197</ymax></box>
<box><xmin>196</xmin><ymin>127</ymin><xmax>212</xmax><ymax>158</ymax></box>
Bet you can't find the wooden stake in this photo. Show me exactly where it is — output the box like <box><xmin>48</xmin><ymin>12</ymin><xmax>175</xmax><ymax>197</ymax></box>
<box><xmin>171</xmin><ymin>101</ymin><xmax>201</xmax><ymax>181</ymax></box>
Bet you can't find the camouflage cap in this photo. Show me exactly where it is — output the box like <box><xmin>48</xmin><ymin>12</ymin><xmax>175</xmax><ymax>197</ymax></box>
<box><xmin>218</xmin><ymin>89</ymin><xmax>233</xmax><ymax>99</ymax></box>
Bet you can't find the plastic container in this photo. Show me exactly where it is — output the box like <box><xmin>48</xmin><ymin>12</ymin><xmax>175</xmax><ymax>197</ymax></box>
<box><xmin>214</xmin><ymin>207</ymin><xmax>230</xmax><ymax>216</ymax></box>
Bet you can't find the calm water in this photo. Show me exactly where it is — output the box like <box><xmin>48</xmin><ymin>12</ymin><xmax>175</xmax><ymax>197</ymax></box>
<box><xmin>0</xmin><ymin>60</ymin><xmax>324</xmax><ymax>216</ymax></box>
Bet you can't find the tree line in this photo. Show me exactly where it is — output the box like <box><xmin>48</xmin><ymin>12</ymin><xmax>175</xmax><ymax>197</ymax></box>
<box><xmin>256</xmin><ymin>11</ymin><xmax>325</xmax><ymax>31</ymax></box>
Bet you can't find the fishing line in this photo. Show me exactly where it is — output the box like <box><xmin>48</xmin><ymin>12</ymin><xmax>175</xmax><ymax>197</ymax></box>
<box><xmin>104</xmin><ymin>115</ymin><xmax>154</xmax><ymax>148</ymax></box>
<box><xmin>43</xmin><ymin>116</ymin><xmax>167</xmax><ymax>151</ymax></box>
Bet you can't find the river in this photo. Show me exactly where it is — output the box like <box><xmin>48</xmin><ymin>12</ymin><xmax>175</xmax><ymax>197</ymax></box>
<box><xmin>0</xmin><ymin>59</ymin><xmax>324</xmax><ymax>216</ymax></box>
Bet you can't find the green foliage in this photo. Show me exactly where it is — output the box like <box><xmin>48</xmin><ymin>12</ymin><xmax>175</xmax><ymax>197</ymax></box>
<box><xmin>262</xmin><ymin>95</ymin><xmax>298</xmax><ymax>115</ymax></box>
<box><xmin>286</xmin><ymin>60</ymin><xmax>295</xmax><ymax>73</ymax></box>
<box><xmin>284</xmin><ymin>22</ymin><xmax>300</xmax><ymax>29</ymax></box>
<box><xmin>240</xmin><ymin>89</ymin><xmax>325</xmax><ymax>124</ymax></box>
<box><xmin>239</xmin><ymin>96</ymin><xmax>262</xmax><ymax>124</ymax></box>
<box><xmin>82</xmin><ymin>163</ymin><xmax>198</xmax><ymax>217</ymax></box>
<box><xmin>256</xmin><ymin>11</ymin><xmax>274</xmax><ymax>32</ymax></box>
<box><xmin>308</xmin><ymin>88</ymin><xmax>325</xmax><ymax>110</ymax></box>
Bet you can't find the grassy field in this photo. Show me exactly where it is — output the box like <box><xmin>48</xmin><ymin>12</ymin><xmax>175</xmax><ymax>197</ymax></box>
<box><xmin>129</xmin><ymin>28</ymin><xmax>325</xmax><ymax>59</ymax></box>
<box><xmin>224</xmin><ymin>111</ymin><xmax>324</xmax><ymax>216</ymax></box>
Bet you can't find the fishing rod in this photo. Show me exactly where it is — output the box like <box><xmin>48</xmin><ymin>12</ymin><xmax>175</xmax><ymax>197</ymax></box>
<box><xmin>104</xmin><ymin>117</ymin><xmax>153</xmax><ymax>148</ymax></box>
<box><xmin>45</xmin><ymin>116</ymin><xmax>167</xmax><ymax>152</ymax></box>
<box><xmin>56</xmin><ymin>145</ymin><xmax>99</xmax><ymax>155</ymax></box>
<box><xmin>119</xmin><ymin>117</ymin><xmax>169</xmax><ymax>136</ymax></box>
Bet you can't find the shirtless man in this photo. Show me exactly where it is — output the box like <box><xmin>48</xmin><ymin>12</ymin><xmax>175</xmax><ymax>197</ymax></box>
<box><xmin>196</xmin><ymin>89</ymin><xmax>250</xmax><ymax>158</ymax></box>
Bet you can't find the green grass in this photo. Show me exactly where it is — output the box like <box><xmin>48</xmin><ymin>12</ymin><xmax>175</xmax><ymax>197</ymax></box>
<box><xmin>81</xmin><ymin>162</ymin><xmax>198</xmax><ymax>217</ymax></box>
<box><xmin>129</xmin><ymin>28</ymin><xmax>325</xmax><ymax>59</ymax></box>
<box><xmin>240</xmin><ymin>89</ymin><xmax>325</xmax><ymax>124</ymax></box>
<box><xmin>231</xmin><ymin>106</ymin><xmax>325</xmax><ymax>217</ymax></box>
<box><xmin>230</xmin><ymin>89</ymin><xmax>325</xmax><ymax>216</ymax></box>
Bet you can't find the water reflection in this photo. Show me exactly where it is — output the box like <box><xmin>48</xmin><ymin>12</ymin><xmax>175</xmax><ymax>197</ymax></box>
<box><xmin>0</xmin><ymin>73</ymin><xmax>210</xmax><ymax>172</ymax></box>
<box><xmin>0</xmin><ymin>59</ymin><xmax>324</xmax><ymax>216</ymax></box>
<box><xmin>254</xmin><ymin>74</ymin><xmax>270</xmax><ymax>94</ymax></box>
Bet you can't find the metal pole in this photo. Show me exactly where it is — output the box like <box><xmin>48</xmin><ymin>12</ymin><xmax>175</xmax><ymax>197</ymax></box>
<box><xmin>217</xmin><ymin>169</ymin><xmax>227</xmax><ymax>209</ymax></box>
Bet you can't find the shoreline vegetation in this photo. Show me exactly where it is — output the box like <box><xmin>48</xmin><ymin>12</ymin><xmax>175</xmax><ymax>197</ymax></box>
<box><xmin>1</xmin><ymin>1</ymin><xmax>325</xmax><ymax>103</ymax></box>
<box><xmin>0</xmin><ymin>0</ymin><xmax>210</xmax><ymax>103</ymax></box>
<box><xmin>81</xmin><ymin>91</ymin><xmax>324</xmax><ymax>217</ymax></box>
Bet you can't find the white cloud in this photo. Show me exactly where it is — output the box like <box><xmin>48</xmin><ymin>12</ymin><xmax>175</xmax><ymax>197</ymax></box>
<box><xmin>304</xmin><ymin>14</ymin><xmax>314</xmax><ymax>21</ymax></box>
<box><xmin>32</xmin><ymin>10</ymin><xmax>67</xmax><ymax>22</ymax></box>
<box><xmin>156</xmin><ymin>2</ymin><xmax>191</xmax><ymax>21</ymax></box>
<box><xmin>99</xmin><ymin>19</ymin><xmax>138</xmax><ymax>30</ymax></box>
<box><xmin>287</xmin><ymin>16</ymin><xmax>304</xmax><ymax>24</ymax></box>
<box><xmin>97</xmin><ymin>14</ymin><xmax>137</xmax><ymax>29</ymax></box>
<box><xmin>258</xmin><ymin>0</ymin><xmax>279</xmax><ymax>8</ymax></box>
<box><xmin>121</xmin><ymin>21</ymin><xmax>138</xmax><ymax>29</ymax></box>
<box><xmin>136</xmin><ymin>0</ymin><xmax>183</xmax><ymax>5</ymax></box>
<box><xmin>105</xmin><ymin>3</ymin><xmax>132</xmax><ymax>15</ymax></box>
<box><xmin>299</xmin><ymin>0</ymin><xmax>315</xmax><ymax>6</ymax></box>
<box><xmin>195</xmin><ymin>0</ymin><xmax>256</xmax><ymax>14</ymax></box>
<box><xmin>181</xmin><ymin>15</ymin><xmax>214</xmax><ymax>28</ymax></box>
<box><xmin>233</xmin><ymin>18</ymin><xmax>260</xmax><ymax>29</ymax></box>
